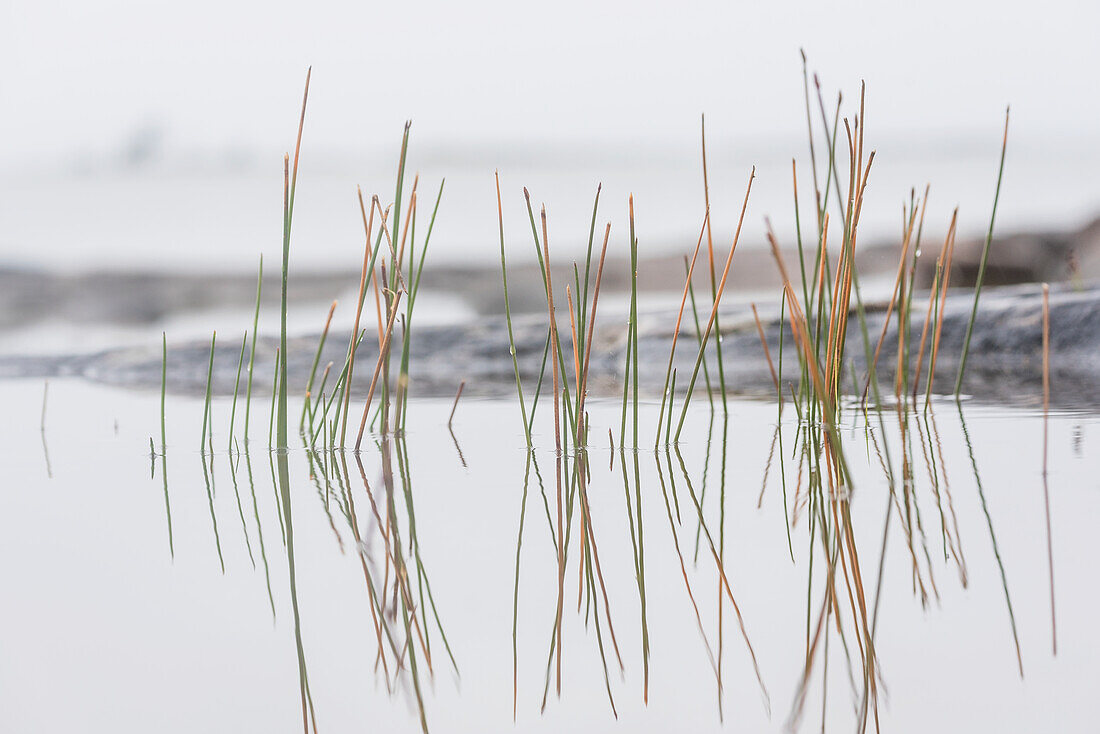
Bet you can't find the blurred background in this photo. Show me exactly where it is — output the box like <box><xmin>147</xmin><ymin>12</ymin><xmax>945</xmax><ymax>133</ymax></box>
<box><xmin>1</xmin><ymin>0</ymin><xmax>1098</xmax><ymax>274</ymax></box>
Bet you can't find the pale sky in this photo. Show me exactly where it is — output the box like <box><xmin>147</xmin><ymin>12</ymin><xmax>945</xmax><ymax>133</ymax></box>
<box><xmin>2</xmin><ymin>1</ymin><xmax>1098</xmax><ymax>271</ymax></box>
<box><xmin>2</xmin><ymin>0</ymin><xmax>1096</xmax><ymax>162</ymax></box>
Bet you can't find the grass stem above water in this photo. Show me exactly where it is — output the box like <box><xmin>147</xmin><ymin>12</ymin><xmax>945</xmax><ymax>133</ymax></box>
<box><xmin>200</xmin><ymin>330</ymin><xmax>216</xmax><ymax>455</ymax></box>
<box><xmin>1041</xmin><ymin>282</ymin><xmax>1057</xmax><ymax>655</ymax></box>
<box><xmin>228</xmin><ymin>331</ymin><xmax>248</xmax><ymax>455</ymax></box>
<box><xmin>955</xmin><ymin>107</ymin><xmax>1010</xmax><ymax>397</ymax></box>
<box><xmin>448</xmin><ymin>380</ymin><xmax>466</xmax><ymax>428</ymax></box>
<box><xmin>674</xmin><ymin>168</ymin><xmax>755</xmax><ymax>443</ymax></box>
<box><xmin>244</xmin><ymin>255</ymin><xmax>262</xmax><ymax>447</ymax></box>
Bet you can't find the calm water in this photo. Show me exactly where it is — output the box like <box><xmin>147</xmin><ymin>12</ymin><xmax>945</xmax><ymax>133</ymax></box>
<box><xmin>2</xmin><ymin>379</ymin><xmax>1096</xmax><ymax>732</ymax></box>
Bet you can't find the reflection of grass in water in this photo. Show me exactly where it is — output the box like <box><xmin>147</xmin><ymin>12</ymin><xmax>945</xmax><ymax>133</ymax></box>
<box><xmin>629</xmin><ymin>447</ymin><xmax>649</xmax><ymax>703</ymax></box>
<box><xmin>672</xmin><ymin>434</ymin><xmax>769</xmax><ymax>712</ymax></box>
<box><xmin>199</xmin><ymin>451</ymin><xmax>224</xmax><ymax>574</ymax></box>
<box><xmin>40</xmin><ymin>381</ymin><xmax>53</xmax><ymax>479</ymax></box>
<box><xmin>396</xmin><ymin>432</ymin><xmax>459</xmax><ymax>670</ymax></box>
<box><xmin>655</xmin><ymin>448</ymin><xmax>717</xmax><ymax>688</ymax></box>
<box><xmin>340</xmin><ymin>451</ymin><xmax>398</xmax><ymax>690</ymax></box>
<box><xmin>957</xmin><ymin>402</ymin><xmax>1024</xmax><ymax>676</ymax></box>
<box><xmin>692</xmin><ymin>407</ymin><xmax>715</xmax><ymax>563</ymax></box>
<box><xmin>152</xmin><ymin>336</ymin><xmax>174</xmax><ymax>558</ymax></box>
<box><xmin>446</xmin><ymin>383</ymin><xmax>466</xmax><ymax>466</ymax></box>
<box><xmin>158</xmin><ymin>447</ymin><xmax>172</xmax><ymax>560</ymax></box>
<box><xmin>266</xmin><ymin>349</ymin><xmax>286</xmax><ymax>546</ymax></box>
<box><xmin>511</xmin><ymin>451</ymin><xmax>548</xmax><ymax>716</ymax></box>
<box><xmin>227</xmin><ymin>448</ymin><xmax>256</xmax><ymax>569</ymax></box>
<box><xmin>304</xmin><ymin>439</ymin><xmax>345</xmax><ymax>553</ymax></box>
<box><xmin>242</xmin><ymin>450</ymin><xmax>276</xmax><ymax>621</ymax></box>
<box><xmin>369</xmin><ymin>441</ymin><xmax>460</xmax><ymax>723</ymax></box>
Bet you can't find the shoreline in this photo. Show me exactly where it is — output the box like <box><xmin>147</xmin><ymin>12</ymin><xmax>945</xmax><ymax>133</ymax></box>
<box><xmin>3</xmin><ymin>280</ymin><xmax>1098</xmax><ymax>411</ymax></box>
<box><xmin>3</xmin><ymin>213</ymin><xmax>1099</xmax><ymax>327</ymax></box>
<box><xmin>3</xmin><ymin>216</ymin><xmax>1099</xmax><ymax>409</ymax></box>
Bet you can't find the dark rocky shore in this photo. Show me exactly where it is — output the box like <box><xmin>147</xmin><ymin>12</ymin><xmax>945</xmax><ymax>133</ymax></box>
<box><xmin>4</xmin><ymin>215</ymin><xmax>1100</xmax><ymax>326</ymax></box>
<box><xmin>2</xmin><ymin>216</ymin><xmax>1099</xmax><ymax>410</ymax></box>
<box><xmin>2</xmin><ymin>280</ymin><xmax>1097</xmax><ymax>411</ymax></box>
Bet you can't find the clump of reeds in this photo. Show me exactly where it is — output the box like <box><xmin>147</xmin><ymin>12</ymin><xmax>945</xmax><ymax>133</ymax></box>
<box><xmin>161</xmin><ymin>58</ymin><xmax>1035</xmax><ymax>734</ymax></box>
<box><xmin>955</xmin><ymin>108</ymin><xmax>1011</xmax><ymax>396</ymax></box>
<box><xmin>761</xmin><ymin>76</ymin><xmax>887</xmax><ymax>730</ymax></box>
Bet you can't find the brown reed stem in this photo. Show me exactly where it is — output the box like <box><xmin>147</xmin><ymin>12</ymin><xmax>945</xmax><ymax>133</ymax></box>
<box><xmin>1041</xmin><ymin>282</ymin><xmax>1056</xmax><ymax>655</ymax></box>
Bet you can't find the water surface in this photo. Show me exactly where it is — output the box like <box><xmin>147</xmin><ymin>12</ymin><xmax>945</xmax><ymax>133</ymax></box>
<box><xmin>2</xmin><ymin>380</ymin><xmax>1096</xmax><ymax>732</ymax></box>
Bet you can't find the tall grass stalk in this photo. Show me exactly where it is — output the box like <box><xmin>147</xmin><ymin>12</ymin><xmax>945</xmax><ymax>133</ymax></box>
<box><xmin>228</xmin><ymin>332</ymin><xmax>248</xmax><ymax>455</ymax></box>
<box><xmin>578</xmin><ymin>186</ymin><xmax>604</xmax><ymax>389</ymax></box>
<box><xmin>924</xmin><ymin>215</ymin><xmax>959</xmax><ymax>407</ymax></box>
<box><xmin>751</xmin><ymin>303</ymin><xmax>779</xmax><ymax>396</ymax></box>
<box><xmin>396</xmin><ymin>179</ymin><xmax>445</xmax><ymax>434</ymax></box>
<box><xmin>523</xmin><ymin>189</ymin><xmax>577</xmax><ymax>437</ymax></box>
<box><xmin>268</xmin><ymin>347</ymin><xmax>280</xmax><ymax>451</ymax></box>
<box><xmin>299</xmin><ymin>300</ymin><xmax>337</xmax><ymax>432</ymax></box>
<box><xmin>911</xmin><ymin>209</ymin><xmax>958</xmax><ymax>401</ymax></box>
<box><xmin>673</xmin><ymin>168</ymin><xmax>755</xmax><ymax>443</ymax></box>
<box><xmin>160</xmin><ymin>333</ymin><xmax>167</xmax><ymax>455</ymax></box>
<box><xmin>448</xmin><ymin>380</ymin><xmax>465</xmax><ymax>428</ymax></box>
<box><xmin>861</xmin><ymin>199</ymin><xmax>918</xmax><ymax>403</ymax></box>
<box><xmin>496</xmin><ymin>173</ymin><xmax>533</xmax><ymax>448</ymax></box>
<box><xmin>339</xmin><ymin>190</ymin><xmax>381</xmax><ymax>447</ymax></box>
<box><xmin>374</xmin><ymin>126</ymin><xmax>413</xmax><ymax>440</ymax></box>
<box><xmin>954</xmin><ymin>107</ymin><xmax>1010</xmax><ymax>397</ymax></box>
<box><xmin>700</xmin><ymin>116</ymin><xmax>730</xmax><ymax>413</ymax></box>
<box><xmin>684</xmin><ymin>258</ymin><xmax>715</xmax><ymax>407</ymax></box>
<box><xmin>1041</xmin><ymin>283</ymin><xmax>1056</xmax><ymax>654</ymax></box>
<box><xmin>654</xmin><ymin>214</ymin><xmax>707</xmax><ymax>449</ymax></box>
<box><xmin>578</xmin><ymin>222</ymin><xmax>611</xmax><ymax>447</ymax></box>
<box><xmin>354</xmin><ymin>290</ymin><xmax>405</xmax><ymax>451</ymax></box>
<box><xmin>628</xmin><ymin>196</ymin><xmax>640</xmax><ymax>450</ymax></box>
<box><xmin>900</xmin><ymin>185</ymin><xmax>931</xmax><ymax>400</ymax></box>
<box><xmin>244</xmin><ymin>255</ymin><xmax>262</xmax><ymax>446</ymax></box>
<box><xmin>40</xmin><ymin>379</ymin><xmax>48</xmax><ymax>434</ymax></box>
<box><xmin>200</xmin><ymin>331</ymin><xmax>216</xmax><ymax>455</ymax></box>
